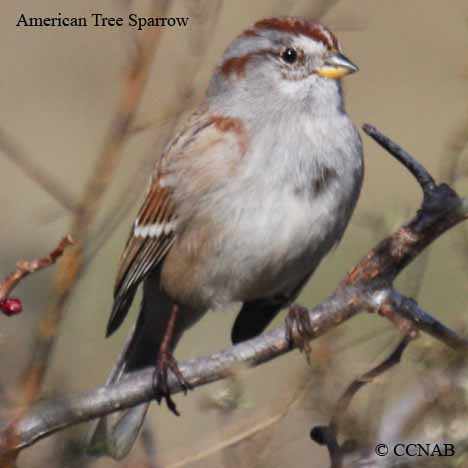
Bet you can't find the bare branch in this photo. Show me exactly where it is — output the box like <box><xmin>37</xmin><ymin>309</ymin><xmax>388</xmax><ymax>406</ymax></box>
<box><xmin>381</xmin><ymin>290</ymin><xmax>468</xmax><ymax>350</ymax></box>
<box><xmin>0</xmin><ymin>236</ymin><xmax>74</xmax><ymax>316</ymax></box>
<box><xmin>0</xmin><ymin>125</ymin><xmax>466</xmax><ymax>461</ymax></box>
<box><xmin>0</xmin><ymin>291</ymin><xmax>465</xmax><ymax>457</ymax></box>
<box><xmin>341</xmin><ymin>125</ymin><xmax>467</xmax><ymax>289</ymax></box>
<box><xmin>310</xmin><ymin>337</ymin><xmax>412</xmax><ymax>468</ymax></box>
<box><xmin>0</xmin><ymin>126</ymin><xmax>78</xmax><ymax>212</ymax></box>
<box><xmin>0</xmin><ymin>295</ymin><xmax>359</xmax><ymax>457</ymax></box>
<box><xmin>363</xmin><ymin>124</ymin><xmax>436</xmax><ymax>191</ymax></box>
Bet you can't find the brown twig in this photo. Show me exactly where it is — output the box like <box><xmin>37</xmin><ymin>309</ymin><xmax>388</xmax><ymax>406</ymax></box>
<box><xmin>0</xmin><ymin>126</ymin><xmax>77</xmax><ymax>212</ymax></box>
<box><xmin>0</xmin><ymin>236</ymin><xmax>73</xmax><ymax>316</ymax></box>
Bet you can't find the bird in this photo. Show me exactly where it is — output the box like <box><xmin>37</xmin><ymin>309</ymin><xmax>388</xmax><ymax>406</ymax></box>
<box><xmin>87</xmin><ymin>16</ymin><xmax>363</xmax><ymax>459</ymax></box>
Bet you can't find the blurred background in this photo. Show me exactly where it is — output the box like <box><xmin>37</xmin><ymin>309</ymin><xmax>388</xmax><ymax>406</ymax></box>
<box><xmin>0</xmin><ymin>0</ymin><xmax>467</xmax><ymax>467</ymax></box>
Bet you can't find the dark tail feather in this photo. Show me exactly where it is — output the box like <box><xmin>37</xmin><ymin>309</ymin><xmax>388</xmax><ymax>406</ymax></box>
<box><xmin>106</xmin><ymin>286</ymin><xmax>138</xmax><ymax>338</ymax></box>
<box><xmin>86</xmin><ymin>319</ymin><xmax>152</xmax><ymax>460</ymax></box>
<box><xmin>87</xmin><ymin>278</ymin><xmax>175</xmax><ymax>459</ymax></box>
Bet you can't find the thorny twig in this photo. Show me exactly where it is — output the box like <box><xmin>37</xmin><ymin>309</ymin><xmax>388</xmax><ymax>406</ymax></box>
<box><xmin>0</xmin><ymin>125</ymin><xmax>466</xmax><ymax>461</ymax></box>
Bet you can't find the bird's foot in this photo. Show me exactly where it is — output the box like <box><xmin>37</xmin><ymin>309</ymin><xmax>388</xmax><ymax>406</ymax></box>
<box><xmin>153</xmin><ymin>351</ymin><xmax>192</xmax><ymax>416</ymax></box>
<box><xmin>285</xmin><ymin>304</ymin><xmax>313</xmax><ymax>361</ymax></box>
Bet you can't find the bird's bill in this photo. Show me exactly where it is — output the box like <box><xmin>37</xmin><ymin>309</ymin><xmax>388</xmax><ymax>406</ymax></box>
<box><xmin>317</xmin><ymin>53</ymin><xmax>359</xmax><ymax>79</ymax></box>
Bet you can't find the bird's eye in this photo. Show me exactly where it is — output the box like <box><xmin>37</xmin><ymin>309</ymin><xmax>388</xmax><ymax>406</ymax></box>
<box><xmin>281</xmin><ymin>48</ymin><xmax>297</xmax><ymax>64</ymax></box>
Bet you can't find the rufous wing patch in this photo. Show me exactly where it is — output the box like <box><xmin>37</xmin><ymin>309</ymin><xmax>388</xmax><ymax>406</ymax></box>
<box><xmin>212</xmin><ymin>115</ymin><xmax>248</xmax><ymax>155</ymax></box>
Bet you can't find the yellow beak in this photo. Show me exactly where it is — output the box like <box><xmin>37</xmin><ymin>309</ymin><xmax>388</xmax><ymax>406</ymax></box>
<box><xmin>317</xmin><ymin>53</ymin><xmax>359</xmax><ymax>79</ymax></box>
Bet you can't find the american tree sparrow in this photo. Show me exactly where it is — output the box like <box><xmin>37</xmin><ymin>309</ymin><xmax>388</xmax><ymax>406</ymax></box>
<box><xmin>88</xmin><ymin>17</ymin><xmax>363</xmax><ymax>459</ymax></box>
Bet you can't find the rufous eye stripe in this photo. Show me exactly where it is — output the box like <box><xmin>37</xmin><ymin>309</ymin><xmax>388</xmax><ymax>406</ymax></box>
<box><xmin>221</xmin><ymin>49</ymin><xmax>275</xmax><ymax>78</ymax></box>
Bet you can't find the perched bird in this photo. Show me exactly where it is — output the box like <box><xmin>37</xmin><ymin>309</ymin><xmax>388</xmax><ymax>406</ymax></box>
<box><xmin>88</xmin><ymin>16</ymin><xmax>363</xmax><ymax>459</ymax></box>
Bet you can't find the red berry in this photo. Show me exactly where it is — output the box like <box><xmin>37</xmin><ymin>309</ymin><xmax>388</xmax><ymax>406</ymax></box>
<box><xmin>0</xmin><ymin>298</ymin><xmax>23</xmax><ymax>316</ymax></box>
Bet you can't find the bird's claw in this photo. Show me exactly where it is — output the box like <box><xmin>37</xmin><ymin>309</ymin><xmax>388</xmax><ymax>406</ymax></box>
<box><xmin>153</xmin><ymin>351</ymin><xmax>193</xmax><ymax>416</ymax></box>
<box><xmin>285</xmin><ymin>304</ymin><xmax>313</xmax><ymax>360</ymax></box>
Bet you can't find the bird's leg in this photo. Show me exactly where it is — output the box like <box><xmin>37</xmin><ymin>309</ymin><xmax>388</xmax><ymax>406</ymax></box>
<box><xmin>153</xmin><ymin>304</ymin><xmax>192</xmax><ymax>416</ymax></box>
<box><xmin>285</xmin><ymin>304</ymin><xmax>313</xmax><ymax>360</ymax></box>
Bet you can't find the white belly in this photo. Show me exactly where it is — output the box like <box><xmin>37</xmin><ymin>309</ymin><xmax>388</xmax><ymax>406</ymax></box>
<box><xmin>172</xmin><ymin>112</ymin><xmax>363</xmax><ymax>311</ymax></box>
<box><xmin>202</xmin><ymin>181</ymin><xmax>351</xmax><ymax>307</ymax></box>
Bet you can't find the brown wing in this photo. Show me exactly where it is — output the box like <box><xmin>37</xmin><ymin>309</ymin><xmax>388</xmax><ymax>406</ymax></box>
<box><xmin>106</xmin><ymin>108</ymin><xmax>247</xmax><ymax>337</ymax></box>
<box><xmin>106</xmin><ymin>178</ymin><xmax>177</xmax><ymax>337</ymax></box>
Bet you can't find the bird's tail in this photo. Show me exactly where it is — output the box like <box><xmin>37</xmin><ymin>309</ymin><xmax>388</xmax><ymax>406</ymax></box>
<box><xmin>87</xmin><ymin>281</ymin><xmax>177</xmax><ymax>460</ymax></box>
<box><xmin>85</xmin><ymin>325</ymin><xmax>151</xmax><ymax>459</ymax></box>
